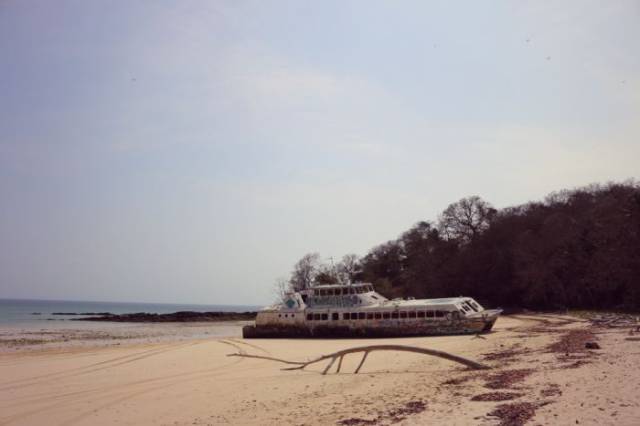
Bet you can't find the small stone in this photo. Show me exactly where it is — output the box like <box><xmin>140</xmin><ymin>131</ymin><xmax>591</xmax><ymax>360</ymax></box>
<box><xmin>585</xmin><ymin>342</ymin><xmax>600</xmax><ymax>349</ymax></box>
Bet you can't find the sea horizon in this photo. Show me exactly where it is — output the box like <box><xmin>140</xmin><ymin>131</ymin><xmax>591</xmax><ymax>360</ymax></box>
<box><xmin>0</xmin><ymin>297</ymin><xmax>262</xmax><ymax>327</ymax></box>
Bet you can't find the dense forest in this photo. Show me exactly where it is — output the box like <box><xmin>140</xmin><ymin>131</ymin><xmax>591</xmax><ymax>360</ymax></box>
<box><xmin>282</xmin><ymin>181</ymin><xmax>640</xmax><ymax>311</ymax></box>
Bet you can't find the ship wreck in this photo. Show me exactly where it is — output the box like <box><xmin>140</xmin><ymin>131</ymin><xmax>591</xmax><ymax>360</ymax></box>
<box><xmin>243</xmin><ymin>282</ymin><xmax>502</xmax><ymax>338</ymax></box>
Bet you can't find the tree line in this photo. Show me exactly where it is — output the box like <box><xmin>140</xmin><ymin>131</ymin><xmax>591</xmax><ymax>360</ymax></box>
<box><xmin>279</xmin><ymin>181</ymin><xmax>640</xmax><ymax>311</ymax></box>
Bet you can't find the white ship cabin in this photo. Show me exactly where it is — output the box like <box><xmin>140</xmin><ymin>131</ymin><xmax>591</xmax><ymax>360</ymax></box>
<box><xmin>256</xmin><ymin>282</ymin><xmax>489</xmax><ymax>326</ymax></box>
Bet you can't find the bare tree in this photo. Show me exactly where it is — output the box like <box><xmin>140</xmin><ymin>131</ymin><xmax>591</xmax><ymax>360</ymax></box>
<box><xmin>438</xmin><ymin>196</ymin><xmax>496</xmax><ymax>244</ymax></box>
<box><xmin>272</xmin><ymin>276</ymin><xmax>289</xmax><ymax>302</ymax></box>
<box><xmin>336</xmin><ymin>253</ymin><xmax>361</xmax><ymax>284</ymax></box>
<box><xmin>289</xmin><ymin>253</ymin><xmax>321</xmax><ymax>291</ymax></box>
<box><xmin>312</xmin><ymin>258</ymin><xmax>336</xmax><ymax>285</ymax></box>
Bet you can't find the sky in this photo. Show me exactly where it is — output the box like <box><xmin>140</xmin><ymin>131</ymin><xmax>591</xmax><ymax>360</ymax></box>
<box><xmin>1</xmin><ymin>1</ymin><xmax>638</xmax><ymax>306</ymax></box>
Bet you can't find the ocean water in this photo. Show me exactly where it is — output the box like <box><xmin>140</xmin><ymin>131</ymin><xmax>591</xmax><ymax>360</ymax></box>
<box><xmin>0</xmin><ymin>298</ymin><xmax>261</xmax><ymax>328</ymax></box>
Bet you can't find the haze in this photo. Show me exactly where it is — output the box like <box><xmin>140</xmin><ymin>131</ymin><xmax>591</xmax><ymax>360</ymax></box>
<box><xmin>1</xmin><ymin>1</ymin><xmax>638</xmax><ymax>305</ymax></box>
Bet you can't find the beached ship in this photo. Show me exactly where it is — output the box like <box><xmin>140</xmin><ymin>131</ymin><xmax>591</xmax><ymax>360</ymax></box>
<box><xmin>243</xmin><ymin>282</ymin><xmax>502</xmax><ymax>338</ymax></box>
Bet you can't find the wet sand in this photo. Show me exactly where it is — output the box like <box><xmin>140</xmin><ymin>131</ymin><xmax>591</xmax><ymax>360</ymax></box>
<box><xmin>0</xmin><ymin>315</ymin><xmax>639</xmax><ymax>425</ymax></box>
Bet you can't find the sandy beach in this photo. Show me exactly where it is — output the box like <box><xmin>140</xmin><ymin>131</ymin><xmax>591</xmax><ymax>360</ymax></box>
<box><xmin>1</xmin><ymin>314</ymin><xmax>639</xmax><ymax>426</ymax></box>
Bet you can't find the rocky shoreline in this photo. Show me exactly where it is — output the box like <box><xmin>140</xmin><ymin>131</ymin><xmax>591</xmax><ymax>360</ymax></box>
<box><xmin>71</xmin><ymin>311</ymin><xmax>257</xmax><ymax>322</ymax></box>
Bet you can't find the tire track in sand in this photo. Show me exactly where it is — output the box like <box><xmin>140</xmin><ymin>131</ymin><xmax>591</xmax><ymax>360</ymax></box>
<box><xmin>0</xmin><ymin>340</ymin><xmax>247</xmax><ymax>426</ymax></box>
<box><xmin>0</xmin><ymin>342</ymin><xmax>197</xmax><ymax>393</ymax></box>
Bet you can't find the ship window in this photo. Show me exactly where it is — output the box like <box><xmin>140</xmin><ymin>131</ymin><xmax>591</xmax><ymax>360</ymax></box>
<box><xmin>374</xmin><ymin>312</ymin><xmax>382</xmax><ymax>319</ymax></box>
<box><xmin>400</xmin><ymin>312</ymin><xmax>407</xmax><ymax>319</ymax></box>
<box><xmin>313</xmin><ymin>313</ymin><xmax>322</xmax><ymax>321</ymax></box>
<box><xmin>356</xmin><ymin>287</ymin><xmax>364</xmax><ymax>294</ymax></box>
<box><xmin>391</xmin><ymin>312</ymin><xmax>399</xmax><ymax>319</ymax></box>
<box><xmin>358</xmin><ymin>312</ymin><xmax>366</xmax><ymax>320</ymax></box>
<box><xmin>321</xmin><ymin>313</ymin><xmax>328</xmax><ymax>321</ymax></box>
<box><xmin>332</xmin><ymin>313</ymin><xmax>339</xmax><ymax>320</ymax></box>
<box><xmin>409</xmin><ymin>311</ymin><xmax>417</xmax><ymax>318</ymax></box>
<box><xmin>465</xmin><ymin>301</ymin><xmax>478</xmax><ymax>312</ymax></box>
<box><xmin>383</xmin><ymin>312</ymin><xmax>390</xmax><ymax>319</ymax></box>
<box><xmin>292</xmin><ymin>314</ymin><xmax>295</xmax><ymax>318</ymax></box>
<box><xmin>469</xmin><ymin>301</ymin><xmax>480</xmax><ymax>310</ymax></box>
<box><xmin>284</xmin><ymin>314</ymin><xmax>288</xmax><ymax>318</ymax></box>
<box><xmin>366</xmin><ymin>313</ymin><xmax>374</xmax><ymax>320</ymax></box>
<box><xmin>278</xmin><ymin>314</ymin><xmax>281</xmax><ymax>317</ymax></box>
<box><xmin>307</xmin><ymin>314</ymin><xmax>313</xmax><ymax>321</ymax></box>
<box><xmin>417</xmin><ymin>311</ymin><xmax>425</xmax><ymax>318</ymax></box>
<box><xmin>427</xmin><ymin>311</ymin><xmax>435</xmax><ymax>318</ymax></box>
<box><xmin>435</xmin><ymin>311</ymin><xmax>445</xmax><ymax>318</ymax></box>
<box><xmin>371</xmin><ymin>295</ymin><xmax>378</xmax><ymax>300</ymax></box>
<box><xmin>462</xmin><ymin>305</ymin><xmax>471</xmax><ymax>312</ymax></box>
<box><xmin>350</xmin><ymin>313</ymin><xmax>358</xmax><ymax>320</ymax></box>
<box><xmin>343</xmin><ymin>313</ymin><xmax>350</xmax><ymax>320</ymax></box>
<box><xmin>350</xmin><ymin>287</ymin><xmax>356</xmax><ymax>295</ymax></box>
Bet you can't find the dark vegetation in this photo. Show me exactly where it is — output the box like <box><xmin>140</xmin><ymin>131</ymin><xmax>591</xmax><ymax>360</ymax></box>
<box><xmin>75</xmin><ymin>311</ymin><xmax>257</xmax><ymax>322</ymax></box>
<box><xmin>284</xmin><ymin>181</ymin><xmax>640</xmax><ymax>311</ymax></box>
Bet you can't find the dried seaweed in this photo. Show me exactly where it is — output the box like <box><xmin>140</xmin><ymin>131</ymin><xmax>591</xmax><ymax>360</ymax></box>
<box><xmin>484</xmin><ymin>369</ymin><xmax>535</xmax><ymax>389</ymax></box>
<box><xmin>488</xmin><ymin>402</ymin><xmax>545</xmax><ymax>426</ymax></box>
<box><xmin>471</xmin><ymin>392</ymin><xmax>523</xmax><ymax>402</ymax></box>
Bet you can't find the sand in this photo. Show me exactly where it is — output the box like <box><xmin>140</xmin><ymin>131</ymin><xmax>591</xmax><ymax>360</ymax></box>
<box><xmin>1</xmin><ymin>315</ymin><xmax>639</xmax><ymax>425</ymax></box>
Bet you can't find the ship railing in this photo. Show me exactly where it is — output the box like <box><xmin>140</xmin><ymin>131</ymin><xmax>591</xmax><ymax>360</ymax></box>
<box><xmin>308</xmin><ymin>296</ymin><xmax>358</xmax><ymax>308</ymax></box>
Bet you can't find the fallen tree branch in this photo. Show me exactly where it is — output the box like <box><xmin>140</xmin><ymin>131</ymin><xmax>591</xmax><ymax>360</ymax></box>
<box><xmin>227</xmin><ymin>344</ymin><xmax>490</xmax><ymax>374</ymax></box>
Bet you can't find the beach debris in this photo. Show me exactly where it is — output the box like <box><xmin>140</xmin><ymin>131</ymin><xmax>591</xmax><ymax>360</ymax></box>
<box><xmin>540</xmin><ymin>384</ymin><xmax>562</xmax><ymax>397</ymax></box>
<box><xmin>484</xmin><ymin>369</ymin><xmax>535</xmax><ymax>389</ymax></box>
<box><xmin>488</xmin><ymin>402</ymin><xmax>548</xmax><ymax>426</ymax></box>
<box><xmin>337</xmin><ymin>418</ymin><xmax>376</xmax><ymax>425</ymax></box>
<box><xmin>587</xmin><ymin>313</ymin><xmax>639</xmax><ymax>329</ymax></box>
<box><xmin>338</xmin><ymin>400</ymin><xmax>426</xmax><ymax>425</ymax></box>
<box><xmin>227</xmin><ymin>344</ymin><xmax>491</xmax><ymax>374</ymax></box>
<box><xmin>547</xmin><ymin>329</ymin><xmax>597</xmax><ymax>354</ymax></box>
<box><xmin>442</xmin><ymin>373</ymin><xmax>485</xmax><ymax>386</ymax></box>
<box><xmin>471</xmin><ymin>392</ymin><xmax>523</xmax><ymax>402</ymax></box>
<box><xmin>585</xmin><ymin>342</ymin><xmax>600</xmax><ymax>350</ymax></box>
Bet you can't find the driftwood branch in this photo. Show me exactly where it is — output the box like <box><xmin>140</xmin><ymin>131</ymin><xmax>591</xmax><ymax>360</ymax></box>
<box><xmin>227</xmin><ymin>344</ymin><xmax>490</xmax><ymax>374</ymax></box>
